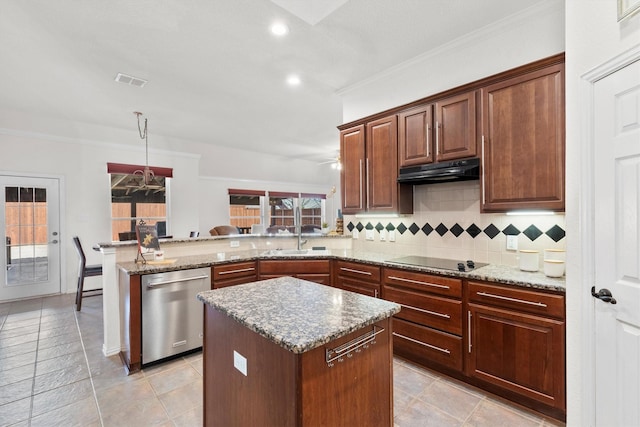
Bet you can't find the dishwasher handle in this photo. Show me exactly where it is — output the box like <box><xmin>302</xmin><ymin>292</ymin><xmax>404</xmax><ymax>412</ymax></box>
<box><xmin>146</xmin><ymin>275</ymin><xmax>210</xmax><ymax>288</ymax></box>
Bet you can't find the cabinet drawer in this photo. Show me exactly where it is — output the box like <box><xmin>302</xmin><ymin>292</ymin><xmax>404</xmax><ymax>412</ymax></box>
<box><xmin>384</xmin><ymin>286</ymin><xmax>462</xmax><ymax>335</ymax></box>
<box><xmin>260</xmin><ymin>259</ymin><xmax>330</xmax><ymax>275</ymax></box>
<box><xmin>338</xmin><ymin>277</ymin><xmax>380</xmax><ymax>298</ymax></box>
<box><xmin>212</xmin><ymin>261</ymin><xmax>258</xmax><ymax>281</ymax></box>
<box><xmin>392</xmin><ymin>318</ymin><xmax>462</xmax><ymax>371</ymax></box>
<box><xmin>383</xmin><ymin>268</ymin><xmax>462</xmax><ymax>298</ymax></box>
<box><xmin>335</xmin><ymin>261</ymin><xmax>381</xmax><ymax>282</ymax></box>
<box><xmin>468</xmin><ymin>281</ymin><xmax>564</xmax><ymax>319</ymax></box>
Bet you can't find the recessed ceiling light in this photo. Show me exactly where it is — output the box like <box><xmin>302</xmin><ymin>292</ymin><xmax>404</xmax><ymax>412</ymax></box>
<box><xmin>270</xmin><ymin>22</ymin><xmax>289</xmax><ymax>36</ymax></box>
<box><xmin>286</xmin><ymin>74</ymin><xmax>301</xmax><ymax>86</ymax></box>
<box><xmin>115</xmin><ymin>72</ymin><xmax>147</xmax><ymax>88</ymax></box>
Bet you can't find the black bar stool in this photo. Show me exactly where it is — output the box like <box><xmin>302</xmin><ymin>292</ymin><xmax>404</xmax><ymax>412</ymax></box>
<box><xmin>72</xmin><ymin>236</ymin><xmax>102</xmax><ymax>311</ymax></box>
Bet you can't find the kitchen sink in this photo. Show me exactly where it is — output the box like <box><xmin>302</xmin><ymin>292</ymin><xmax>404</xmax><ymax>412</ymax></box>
<box><xmin>261</xmin><ymin>248</ymin><xmax>331</xmax><ymax>257</ymax></box>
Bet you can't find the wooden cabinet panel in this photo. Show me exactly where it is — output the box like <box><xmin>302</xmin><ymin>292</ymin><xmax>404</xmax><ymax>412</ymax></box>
<box><xmin>333</xmin><ymin>261</ymin><xmax>381</xmax><ymax>297</ymax></box>
<box><xmin>399</xmin><ymin>104</ymin><xmax>434</xmax><ymax>167</ymax></box>
<box><xmin>383</xmin><ymin>268</ymin><xmax>462</xmax><ymax>298</ymax></box>
<box><xmin>467</xmin><ymin>303</ymin><xmax>565</xmax><ymax>411</ymax></box>
<box><xmin>383</xmin><ymin>286</ymin><xmax>462</xmax><ymax>335</ymax></box>
<box><xmin>335</xmin><ymin>261</ymin><xmax>381</xmax><ymax>282</ymax></box>
<box><xmin>392</xmin><ymin>318</ymin><xmax>463</xmax><ymax>371</ymax></box>
<box><xmin>468</xmin><ymin>281</ymin><xmax>565</xmax><ymax>319</ymax></box>
<box><xmin>435</xmin><ymin>91</ymin><xmax>478</xmax><ymax>161</ymax></box>
<box><xmin>340</xmin><ymin>125</ymin><xmax>366</xmax><ymax>214</ymax></box>
<box><xmin>212</xmin><ymin>261</ymin><xmax>258</xmax><ymax>289</ymax></box>
<box><xmin>481</xmin><ymin>63</ymin><xmax>565</xmax><ymax>211</ymax></box>
<box><xmin>259</xmin><ymin>260</ymin><xmax>330</xmax><ymax>275</ymax></box>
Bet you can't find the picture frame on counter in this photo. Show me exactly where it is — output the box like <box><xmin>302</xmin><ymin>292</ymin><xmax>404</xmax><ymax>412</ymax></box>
<box><xmin>618</xmin><ymin>0</ymin><xmax>640</xmax><ymax>21</ymax></box>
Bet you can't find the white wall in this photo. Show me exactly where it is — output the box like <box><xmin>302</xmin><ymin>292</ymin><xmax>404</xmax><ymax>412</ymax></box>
<box><xmin>338</xmin><ymin>0</ymin><xmax>565</xmax><ymax>122</ymax></box>
<box><xmin>564</xmin><ymin>1</ymin><xmax>640</xmax><ymax>426</ymax></box>
<box><xmin>0</xmin><ymin>122</ymin><xmax>338</xmax><ymax>294</ymax></box>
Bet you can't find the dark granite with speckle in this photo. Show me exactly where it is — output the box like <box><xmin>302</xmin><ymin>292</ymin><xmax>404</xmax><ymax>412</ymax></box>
<box><xmin>196</xmin><ymin>277</ymin><xmax>400</xmax><ymax>354</ymax></box>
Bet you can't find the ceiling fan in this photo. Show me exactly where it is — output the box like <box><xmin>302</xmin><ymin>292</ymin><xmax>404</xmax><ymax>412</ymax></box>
<box><xmin>317</xmin><ymin>153</ymin><xmax>342</xmax><ymax>170</ymax></box>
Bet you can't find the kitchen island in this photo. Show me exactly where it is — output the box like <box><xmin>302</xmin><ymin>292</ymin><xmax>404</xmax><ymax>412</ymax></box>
<box><xmin>197</xmin><ymin>276</ymin><xmax>401</xmax><ymax>427</ymax></box>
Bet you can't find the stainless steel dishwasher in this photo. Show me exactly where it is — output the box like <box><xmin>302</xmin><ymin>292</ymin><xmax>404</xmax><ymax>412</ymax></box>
<box><xmin>141</xmin><ymin>267</ymin><xmax>210</xmax><ymax>365</ymax></box>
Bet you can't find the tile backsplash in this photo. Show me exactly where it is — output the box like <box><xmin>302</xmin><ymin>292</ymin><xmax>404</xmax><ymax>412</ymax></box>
<box><xmin>345</xmin><ymin>181</ymin><xmax>566</xmax><ymax>269</ymax></box>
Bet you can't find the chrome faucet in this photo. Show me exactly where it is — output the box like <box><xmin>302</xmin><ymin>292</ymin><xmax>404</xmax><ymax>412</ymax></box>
<box><xmin>296</xmin><ymin>207</ymin><xmax>308</xmax><ymax>250</ymax></box>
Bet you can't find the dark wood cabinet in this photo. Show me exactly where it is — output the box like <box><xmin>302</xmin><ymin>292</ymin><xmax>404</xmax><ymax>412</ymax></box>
<box><xmin>382</xmin><ymin>268</ymin><xmax>464</xmax><ymax>373</ymax></box>
<box><xmin>434</xmin><ymin>91</ymin><xmax>478</xmax><ymax>162</ymax></box>
<box><xmin>466</xmin><ymin>281</ymin><xmax>565</xmax><ymax>418</ymax></box>
<box><xmin>259</xmin><ymin>259</ymin><xmax>331</xmax><ymax>285</ymax></box>
<box><xmin>212</xmin><ymin>261</ymin><xmax>258</xmax><ymax>288</ymax></box>
<box><xmin>481</xmin><ymin>63</ymin><xmax>565</xmax><ymax>212</ymax></box>
<box><xmin>333</xmin><ymin>260</ymin><xmax>381</xmax><ymax>298</ymax></box>
<box><xmin>398</xmin><ymin>104</ymin><xmax>434</xmax><ymax>167</ymax></box>
<box><xmin>340</xmin><ymin>117</ymin><xmax>413</xmax><ymax>215</ymax></box>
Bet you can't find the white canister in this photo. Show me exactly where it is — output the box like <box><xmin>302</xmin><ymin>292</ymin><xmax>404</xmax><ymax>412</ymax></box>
<box><xmin>544</xmin><ymin>259</ymin><xmax>565</xmax><ymax>277</ymax></box>
<box><xmin>544</xmin><ymin>249</ymin><xmax>565</xmax><ymax>262</ymax></box>
<box><xmin>519</xmin><ymin>250</ymin><xmax>540</xmax><ymax>272</ymax></box>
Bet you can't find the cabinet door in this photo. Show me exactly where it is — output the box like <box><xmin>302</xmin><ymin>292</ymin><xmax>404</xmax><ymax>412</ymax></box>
<box><xmin>366</xmin><ymin>116</ymin><xmax>399</xmax><ymax>211</ymax></box>
<box><xmin>399</xmin><ymin>104</ymin><xmax>433</xmax><ymax>167</ymax></box>
<box><xmin>340</xmin><ymin>125</ymin><xmax>366</xmax><ymax>214</ymax></box>
<box><xmin>467</xmin><ymin>303</ymin><xmax>565</xmax><ymax>410</ymax></box>
<box><xmin>481</xmin><ymin>64</ymin><xmax>565</xmax><ymax>211</ymax></box>
<box><xmin>435</xmin><ymin>91</ymin><xmax>477</xmax><ymax>161</ymax></box>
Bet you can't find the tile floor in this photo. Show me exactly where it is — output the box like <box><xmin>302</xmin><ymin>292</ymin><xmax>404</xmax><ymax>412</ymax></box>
<box><xmin>0</xmin><ymin>294</ymin><xmax>566</xmax><ymax>427</ymax></box>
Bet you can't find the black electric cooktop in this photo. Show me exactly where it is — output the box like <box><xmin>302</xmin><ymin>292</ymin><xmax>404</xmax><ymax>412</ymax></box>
<box><xmin>386</xmin><ymin>256</ymin><xmax>488</xmax><ymax>272</ymax></box>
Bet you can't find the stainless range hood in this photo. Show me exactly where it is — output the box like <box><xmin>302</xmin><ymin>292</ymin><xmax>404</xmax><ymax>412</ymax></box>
<box><xmin>397</xmin><ymin>157</ymin><xmax>480</xmax><ymax>185</ymax></box>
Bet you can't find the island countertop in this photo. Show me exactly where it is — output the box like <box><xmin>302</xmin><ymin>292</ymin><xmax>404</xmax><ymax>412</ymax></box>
<box><xmin>196</xmin><ymin>276</ymin><xmax>401</xmax><ymax>354</ymax></box>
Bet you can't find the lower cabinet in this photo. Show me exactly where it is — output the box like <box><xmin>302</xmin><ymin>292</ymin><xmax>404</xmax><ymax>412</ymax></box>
<box><xmin>259</xmin><ymin>259</ymin><xmax>331</xmax><ymax>285</ymax></box>
<box><xmin>333</xmin><ymin>260</ymin><xmax>381</xmax><ymax>297</ymax></box>
<box><xmin>212</xmin><ymin>261</ymin><xmax>258</xmax><ymax>288</ymax></box>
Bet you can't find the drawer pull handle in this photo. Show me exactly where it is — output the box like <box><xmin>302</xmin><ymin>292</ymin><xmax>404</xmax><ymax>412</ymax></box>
<box><xmin>392</xmin><ymin>332</ymin><xmax>450</xmax><ymax>354</ymax></box>
<box><xmin>326</xmin><ymin>325</ymin><xmax>384</xmax><ymax>367</ymax></box>
<box><xmin>476</xmin><ymin>291</ymin><xmax>547</xmax><ymax>308</ymax></box>
<box><xmin>388</xmin><ymin>276</ymin><xmax>449</xmax><ymax>289</ymax></box>
<box><xmin>147</xmin><ymin>275</ymin><xmax>209</xmax><ymax>287</ymax></box>
<box><xmin>218</xmin><ymin>267</ymin><xmax>255</xmax><ymax>276</ymax></box>
<box><xmin>399</xmin><ymin>303</ymin><xmax>450</xmax><ymax>319</ymax></box>
<box><xmin>341</xmin><ymin>267</ymin><xmax>372</xmax><ymax>276</ymax></box>
<box><xmin>468</xmin><ymin>311</ymin><xmax>472</xmax><ymax>353</ymax></box>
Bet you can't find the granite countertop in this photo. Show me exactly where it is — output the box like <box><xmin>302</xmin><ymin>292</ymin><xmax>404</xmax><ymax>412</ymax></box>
<box><xmin>117</xmin><ymin>249</ymin><xmax>566</xmax><ymax>293</ymax></box>
<box><xmin>197</xmin><ymin>277</ymin><xmax>401</xmax><ymax>354</ymax></box>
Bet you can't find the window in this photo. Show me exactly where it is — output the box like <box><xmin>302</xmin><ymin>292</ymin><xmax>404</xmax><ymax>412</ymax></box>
<box><xmin>108</xmin><ymin>163</ymin><xmax>171</xmax><ymax>241</ymax></box>
<box><xmin>300</xmin><ymin>193</ymin><xmax>325</xmax><ymax>232</ymax></box>
<box><xmin>228</xmin><ymin>189</ymin><xmax>265</xmax><ymax>234</ymax></box>
<box><xmin>268</xmin><ymin>192</ymin><xmax>296</xmax><ymax>233</ymax></box>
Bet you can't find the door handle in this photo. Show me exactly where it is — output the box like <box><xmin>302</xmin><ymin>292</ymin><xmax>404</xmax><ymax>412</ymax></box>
<box><xmin>591</xmin><ymin>286</ymin><xmax>617</xmax><ymax>304</ymax></box>
<box><xmin>51</xmin><ymin>240</ymin><xmax>58</xmax><ymax>244</ymax></box>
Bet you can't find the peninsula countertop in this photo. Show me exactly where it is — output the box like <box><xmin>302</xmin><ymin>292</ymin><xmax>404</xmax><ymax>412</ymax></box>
<box><xmin>196</xmin><ymin>276</ymin><xmax>401</xmax><ymax>353</ymax></box>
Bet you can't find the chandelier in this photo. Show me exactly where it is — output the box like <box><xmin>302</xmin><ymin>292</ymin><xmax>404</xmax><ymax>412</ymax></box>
<box><xmin>127</xmin><ymin>112</ymin><xmax>162</xmax><ymax>189</ymax></box>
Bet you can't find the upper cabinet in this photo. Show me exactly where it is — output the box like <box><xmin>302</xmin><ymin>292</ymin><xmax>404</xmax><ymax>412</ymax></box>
<box><xmin>398</xmin><ymin>91</ymin><xmax>478</xmax><ymax>168</ymax></box>
<box><xmin>481</xmin><ymin>63</ymin><xmax>565</xmax><ymax>212</ymax></box>
<box><xmin>434</xmin><ymin>91</ymin><xmax>478</xmax><ymax>162</ymax></box>
<box><xmin>340</xmin><ymin>116</ymin><xmax>413</xmax><ymax>215</ymax></box>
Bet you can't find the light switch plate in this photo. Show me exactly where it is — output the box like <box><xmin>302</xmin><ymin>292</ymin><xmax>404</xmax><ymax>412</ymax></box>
<box><xmin>365</xmin><ymin>229</ymin><xmax>374</xmax><ymax>241</ymax></box>
<box><xmin>230</xmin><ymin>240</ymin><xmax>240</xmax><ymax>248</ymax></box>
<box><xmin>506</xmin><ymin>235</ymin><xmax>518</xmax><ymax>251</ymax></box>
<box><xmin>352</xmin><ymin>229</ymin><xmax>359</xmax><ymax>239</ymax></box>
<box><xmin>234</xmin><ymin>350</ymin><xmax>247</xmax><ymax>376</ymax></box>
<box><xmin>379</xmin><ymin>229</ymin><xmax>386</xmax><ymax>241</ymax></box>
<box><xmin>388</xmin><ymin>230</ymin><xmax>396</xmax><ymax>242</ymax></box>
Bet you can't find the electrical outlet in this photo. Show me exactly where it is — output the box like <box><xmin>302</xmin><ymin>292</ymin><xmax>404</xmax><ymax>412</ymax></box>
<box><xmin>233</xmin><ymin>350</ymin><xmax>247</xmax><ymax>376</ymax></box>
<box><xmin>230</xmin><ymin>240</ymin><xmax>240</xmax><ymax>248</ymax></box>
<box><xmin>506</xmin><ymin>235</ymin><xmax>518</xmax><ymax>251</ymax></box>
<box><xmin>388</xmin><ymin>230</ymin><xmax>396</xmax><ymax>242</ymax></box>
<box><xmin>365</xmin><ymin>229</ymin><xmax>374</xmax><ymax>241</ymax></box>
<box><xmin>352</xmin><ymin>229</ymin><xmax>359</xmax><ymax>239</ymax></box>
<box><xmin>379</xmin><ymin>229</ymin><xmax>386</xmax><ymax>241</ymax></box>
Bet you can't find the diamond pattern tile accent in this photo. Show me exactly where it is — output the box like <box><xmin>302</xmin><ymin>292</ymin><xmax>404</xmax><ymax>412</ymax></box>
<box><xmin>347</xmin><ymin>222</ymin><xmax>354</xmax><ymax>232</ymax></box>
<box><xmin>546</xmin><ymin>225</ymin><xmax>566</xmax><ymax>242</ymax></box>
<box><xmin>408</xmin><ymin>223</ymin><xmax>420</xmax><ymax>235</ymax></box>
<box><xmin>435</xmin><ymin>223</ymin><xmax>448</xmax><ymax>236</ymax></box>
<box><xmin>365</xmin><ymin>222</ymin><xmax>374</xmax><ymax>230</ymax></box>
<box><xmin>484</xmin><ymin>224</ymin><xmax>500</xmax><ymax>239</ymax></box>
<box><xmin>397</xmin><ymin>223</ymin><xmax>407</xmax><ymax>234</ymax></box>
<box><xmin>523</xmin><ymin>224</ymin><xmax>543</xmax><ymax>241</ymax></box>
<box><xmin>385</xmin><ymin>223</ymin><xmax>395</xmax><ymax>231</ymax></box>
<box><xmin>450</xmin><ymin>223</ymin><xmax>464</xmax><ymax>237</ymax></box>
<box><xmin>421</xmin><ymin>223</ymin><xmax>433</xmax><ymax>236</ymax></box>
<box><xmin>356</xmin><ymin>222</ymin><xmax>364</xmax><ymax>232</ymax></box>
<box><xmin>502</xmin><ymin>224</ymin><xmax>520</xmax><ymax>236</ymax></box>
<box><xmin>375</xmin><ymin>222</ymin><xmax>384</xmax><ymax>231</ymax></box>
<box><xmin>466</xmin><ymin>223</ymin><xmax>482</xmax><ymax>238</ymax></box>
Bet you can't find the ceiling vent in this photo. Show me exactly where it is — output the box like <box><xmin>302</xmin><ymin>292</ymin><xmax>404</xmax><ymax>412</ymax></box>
<box><xmin>115</xmin><ymin>73</ymin><xmax>148</xmax><ymax>88</ymax></box>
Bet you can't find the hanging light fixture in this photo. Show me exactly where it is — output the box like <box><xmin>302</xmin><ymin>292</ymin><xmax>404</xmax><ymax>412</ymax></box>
<box><xmin>128</xmin><ymin>112</ymin><xmax>162</xmax><ymax>189</ymax></box>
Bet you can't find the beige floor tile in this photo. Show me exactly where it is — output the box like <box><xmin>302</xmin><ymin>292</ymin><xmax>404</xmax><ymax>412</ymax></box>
<box><xmin>158</xmin><ymin>379</ymin><xmax>202</xmax><ymax>418</ymax></box>
<box><xmin>393</xmin><ymin>362</ymin><xmax>437</xmax><ymax>397</ymax></box>
<box><xmin>96</xmin><ymin>378</ymin><xmax>156</xmax><ymax>414</ymax></box>
<box><xmin>147</xmin><ymin>364</ymin><xmax>201</xmax><ymax>396</ymax></box>
<box><xmin>172</xmin><ymin>404</ymin><xmax>203</xmax><ymax>427</ymax></box>
<box><xmin>0</xmin><ymin>396</ymin><xmax>31</xmax><ymax>426</ymax></box>
<box><xmin>0</xmin><ymin>363</ymin><xmax>35</xmax><ymax>386</ymax></box>
<box><xmin>33</xmin><ymin>363</ymin><xmax>89</xmax><ymax>395</ymax></box>
<box><xmin>395</xmin><ymin>399</ymin><xmax>463</xmax><ymax>427</ymax></box>
<box><xmin>0</xmin><ymin>377</ymin><xmax>32</xmax><ymax>406</ymax></box>
<box><xmin>31</xmin><ymin>378</ymin><xmax>94</xmax><ymax>416</ymax></box>
<box><xmin>36</xmin><ymin>330</ymin><xmax>82</xmax><ymax>350</ymax></box>
<box><xmin>101</xmin><ymin>396</ymin><xmax>170</xmax><ymax>427</ymax></box>
<box><xmin>0</xmin><ymin>339</ymin><xmax>38</xmax><ymax>360</ymax></box>
<box><xmin>142</xmin><ymin>356</ymin><xmax>188</xmax><ymax>377</ymax></box>
<box><xmin>35</xmin><ymin>350</ymin><xmax>87</xmax><ymax>376</ymax></box>
<box><xmin>417</xmin><ymin>379</ymin><xmax>482</xmax><ymax>422</ymax></box>
<box><xmin>464</xmin><ymin>400</ymin><xmax>542</xmax><ymax>427</ymax></box>
<box><xmin>30</xmin><ymin>396</ymin><xmax>100</xmax><ymax>427</ymax></box>
<box><xmin>188</xmin><ymin>357</ymin><xmax>203</xmax><ymax>376</ymax></box>
<box><xmin>0</xmin><ymin>323</ymin><xmax>39</xmax><ymax>339</ymax></box>
<box><xmin>0</xmin><ymin>332</ymin><xmax>39</xmax><ymax>349</ymax></box>
<box><xmin>36</xmin><ymin>340</ymin><xmax>84</xmax><ymax>362</ymax></box>
<box><xmin>0</xmin><ymin>350</ymin><xmax>36</xmax><ymax>371</ymax></box>
<box><xmin>394</xmin><ymin>388</ymin><xmax>415</xmax><ymax>416</ymax></box>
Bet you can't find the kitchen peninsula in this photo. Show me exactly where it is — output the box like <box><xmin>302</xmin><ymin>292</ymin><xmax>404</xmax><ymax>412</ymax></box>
<box><xmin>197</xmin><ymin>277</ymin><xmax>401</xmax><ymax>426</ymax></box>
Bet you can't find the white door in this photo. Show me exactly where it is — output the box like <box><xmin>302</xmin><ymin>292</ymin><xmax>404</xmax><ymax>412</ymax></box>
<box><xmin>593</xmin><ymin>58</ymin><xmax>640</xmax><ymax>426</ymax></box>
<box><xmin>0</xmin><ymin>175</ymin><xmax>61</xmax><ymax>301</ymax></box>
